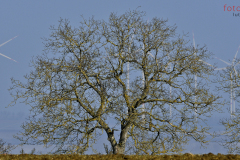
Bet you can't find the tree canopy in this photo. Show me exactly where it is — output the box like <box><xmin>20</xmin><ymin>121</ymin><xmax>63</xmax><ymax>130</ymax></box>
<box><xmin>9</xmin><ymin>9</ymin><xmax>220</xmax><ymax>154</ymax></box>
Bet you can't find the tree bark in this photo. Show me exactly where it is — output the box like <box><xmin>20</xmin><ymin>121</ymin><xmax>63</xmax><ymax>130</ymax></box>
<box><xmin>110</xmin><ymin>124</ymin><xmax>130</xmax><ymax>154</ymax></box>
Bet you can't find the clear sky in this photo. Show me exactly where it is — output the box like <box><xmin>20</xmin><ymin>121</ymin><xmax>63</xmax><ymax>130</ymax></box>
<box><xmin>0</xmin><ymin>0</ymin><xmax>240</xmax><ymax>154</ymax></box>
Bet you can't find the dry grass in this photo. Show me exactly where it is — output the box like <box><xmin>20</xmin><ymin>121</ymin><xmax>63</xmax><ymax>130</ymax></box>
<box><xmin>0</xmin><ymin>153</ymin><xmax>240</xmax><ymax>160</ymax></box>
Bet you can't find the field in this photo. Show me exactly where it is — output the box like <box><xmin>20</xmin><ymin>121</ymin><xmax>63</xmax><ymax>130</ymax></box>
<box><xmin>0</xmin><ymin>153</ymin><xmax>239</xmax><ymax>160</ymax></box>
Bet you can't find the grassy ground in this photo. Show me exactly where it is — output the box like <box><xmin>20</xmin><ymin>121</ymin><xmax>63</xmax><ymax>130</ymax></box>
<box><xmin>0</xmin><ymin>153</ymin><xmax>239</xmax><ymax>160</ymax></box>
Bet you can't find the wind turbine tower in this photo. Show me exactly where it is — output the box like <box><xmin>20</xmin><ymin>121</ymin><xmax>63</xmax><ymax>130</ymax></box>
<box><xmin>192</xmin><ymin>32</ymin><xmax>198</xmax><ymax>119</ymax></box>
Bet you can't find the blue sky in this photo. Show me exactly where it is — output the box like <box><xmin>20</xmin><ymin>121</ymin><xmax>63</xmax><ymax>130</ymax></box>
<box><xmin>0</xmin><ymin>0</ymin><xmax>240</xmax><ymax>154</ymax></box>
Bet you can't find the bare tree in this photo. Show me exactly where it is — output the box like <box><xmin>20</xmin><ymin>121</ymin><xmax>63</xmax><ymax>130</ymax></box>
<box><xmin>0</xmin><ymin>138</ymin><xmax>14</xmax><ymax>154</ymax></box>
<box><xmin>9</xmin><ymin>9</ymin><xmax>220</xmax><ymax>154</ymax></box>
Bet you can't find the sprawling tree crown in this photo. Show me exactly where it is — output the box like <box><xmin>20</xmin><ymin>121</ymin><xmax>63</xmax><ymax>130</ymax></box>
<box><xmin>9</xmin><ymin>10</ymin><xmax>220</xmax><ymax>154</ymax></box>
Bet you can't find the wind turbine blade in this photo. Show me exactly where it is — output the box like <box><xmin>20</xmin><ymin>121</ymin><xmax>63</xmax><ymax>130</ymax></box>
<box><xmin>199</xmin><ymin>60</ymin><xmax>227</xmax><ymax>71</ymax></box>
<box><xmin>234</xmin><ymin>66</ymin><xmax>238</xmax><ymax>75</ymax></box>
<box><xmin>133</xmin><ymin>49</ymin><xmax>142</xmax><ymax>55</ymax></box>
<box><xmin>215</xmin><ymin>57</ymin><xmax>231</xmax><ymax>65</ymax></box>
<box><xmin>232</xmin><ymin>45</ymin><xmax>240</xmax><ymax>65</ymax></box>
<box><xmin>147</xmin><ymin>52</ymin><xmax>154</xmax><ymax>58</ymax></box>
<box><xmin>199</xmin><ymin>59</ymin><xmax>214</xmax><ymax>67</ymax></box>
<box><xmin>0</xmin><ymin>53</ymin><xmax>17</xmax><ymax>62</ymax></box>
<box><xmin>234</xmin><ymin>60</ymin><xmax>240</xmax><ymax>67</ymax></box>
<box><xmin>0</xmin><ymin>36</ymin><xmax>18</xmax><ymax>48</ymax></box>
<box><xmin>192</xmin><ymin>31</ymin><xmax>196</xmax><ymax>50</ymax></box>
<box><xmin>214</xmin><ymin>67</ymin><xmax>227</xmax><ymax>70</ymax></box>
<box><xmin>193</xmin><ymin>33</ymin><xmax>214</xmax><ymax>69</ymax></box>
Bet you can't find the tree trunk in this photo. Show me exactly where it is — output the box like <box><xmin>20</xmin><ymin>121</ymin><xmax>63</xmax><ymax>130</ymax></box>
<box><xmin>112</xmin><ymin>143</ymin><xmax>126</xmax><ymax>154</ymax></box>
<box><xmin>113</xmin><ymin>144</ymin><xmax>125</xmax><ymax>154</ymax></box>
<box><xmin>111</xmin><ymin>125</ymin><xmax>129</xmax><ymax>154</ymax></box>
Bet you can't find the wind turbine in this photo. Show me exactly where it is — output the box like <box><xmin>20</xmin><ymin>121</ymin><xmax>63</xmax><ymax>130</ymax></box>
<box><xmin>125</xmin><ymin>27</ymin><xmax>155</xmax><ymax>120</ymax></box>
<box><xmin>161</xmin><ymin>45</ymin><xmax>173</xmax><ymax>118</ymax></box>
<box><xmin>0</xmin><ymin>36</ymin><xmax>18</xmax><ymax>62</ymax></box>
<box><xmin>192</xmin><ymin>32</ymin><xmax>219</xmax><ymax>119</ymax></box>
<box><xmin>116</xmin><ymin>28</ymin><xmax>152</xmax><ymax>120</ymax></box>
<box><xmin>102</xmin><ymin>30</ymin><xmax>136</xmax><ymax>117</ymax></box>
<box><xmin>215</xmin><ymin>45</ymin><xmax>240</xmax><ymax>118</ymax></box>
<box><xmin>140</xmin><ymin>20</ymin><xmax>158</xmax><ymax>120</ymax></box>
<box><xmin>193</xmin><ymin>32</ymin><xmax>239</xmax><ymax>119</ymax></box>
<box><xmin>127</xmin><ymin>30</ymin><xmax>152</xmax><ymax>120</ymax></box>
<box><xmin>140</xmin><ymin>44</ymin><xmax>156</xmax><ymax>120</ymax></box>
